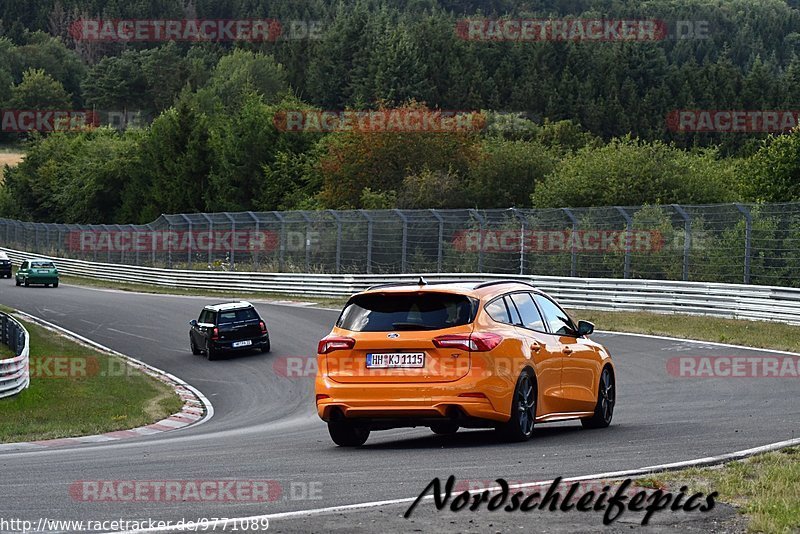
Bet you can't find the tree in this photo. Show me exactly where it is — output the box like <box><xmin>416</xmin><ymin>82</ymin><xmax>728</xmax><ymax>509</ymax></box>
<box><xmin>743</xmin><ymin>129</ymin><xmax>800</xmax><ymax>202</ymax></box>
<box><xmin>206</xmin><ymin>49</ymin><xmax>289</xmax><ymax>109</ymax></box>
<box><xmin>9</xmin><ymin>68</ymin><xmax>71</xmax><ymax>109</ymax></box>
<box><xmin>532</xmin><ymin>137</ymin><xmax>738</xmax><ymax>208</ymax></box>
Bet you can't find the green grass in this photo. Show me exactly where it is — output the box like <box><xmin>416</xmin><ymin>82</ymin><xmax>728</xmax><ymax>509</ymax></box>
<box><xmin>567</xmin><ymin>309</ymin><xmax>800</xmax><ymax>353</ymax></box>
<box><xmin>58</xmin><ymin>274</ymin><xmax>349</xmax><ymax>308</ymax></box>
<box><xmin>0</xmin><ymin>315</ymin><xmax>183</xmax><ymax>442</ymax></box>
<box><xmin>0</xmin><ymin>343</ymin><xmax>15</xmax><ymax>360</ymax></box>
<box><xmin>637</xmin><ymin>448</ymin><xmax>800</xmax><ymax>533</ymax></box>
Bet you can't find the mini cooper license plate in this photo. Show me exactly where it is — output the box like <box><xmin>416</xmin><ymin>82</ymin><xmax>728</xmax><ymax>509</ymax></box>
<box><xmin>232</xmin><ymin>340</ymin><xmax>252</xmax><ymax>348</ymax></box>
<box><xmin>366</xmin><ymin>353</ymin><xmax>425</xmax><ymax>369</ymax></box>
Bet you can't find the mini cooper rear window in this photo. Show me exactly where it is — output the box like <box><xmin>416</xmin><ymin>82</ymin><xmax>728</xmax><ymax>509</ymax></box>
<box><xmin>338</xmin><ymin>292</ymin><xmax>477</xmax><ymax>332</ymax></box>
<box><xmin>217</xmin><ymin>308</ymin><xmax>259</xmax><ymax>324</ymax></box>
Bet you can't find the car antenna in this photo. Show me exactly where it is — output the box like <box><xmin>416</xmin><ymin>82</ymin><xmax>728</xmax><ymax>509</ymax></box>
<box><xmin>417</xmin><ymin>276</ymin><xmax>427</xmax><ymax>286</ymax></box>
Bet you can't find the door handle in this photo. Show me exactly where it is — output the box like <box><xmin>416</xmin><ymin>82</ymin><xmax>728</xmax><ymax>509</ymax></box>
<box><xmin>530</xmin><ymin>341</ymin><xmax>542</xmax><ymax>353</ymax></box>
<box><xmin>562</xmin><ymin>346</ymin><xmax>573</xmax><ymax>355</ymax></box>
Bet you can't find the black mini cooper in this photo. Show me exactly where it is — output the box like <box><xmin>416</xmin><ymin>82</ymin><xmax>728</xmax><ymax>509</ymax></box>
<box><xmin>189</xmin><ymin>301</ymin><xmax>271</xmax><ymax>360</ymax></box>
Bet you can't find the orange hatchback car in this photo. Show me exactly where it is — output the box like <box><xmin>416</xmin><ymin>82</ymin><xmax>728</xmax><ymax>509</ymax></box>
<box><xmin>315</xmin><ymin>280</ymin><xmax>616</xmax><ymax>446</ymax></box>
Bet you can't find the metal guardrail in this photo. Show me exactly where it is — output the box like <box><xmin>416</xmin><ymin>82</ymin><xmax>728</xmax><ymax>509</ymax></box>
<box><xmin>3</xmin><ymin>246</ymin><xmax>800</xmax><ymax>326</ymax></box>
<box><xmin>4</xmin><ymin>202</ymin><xmax>800</xmax><ymax>288</ymax></box>
<box><xmin>0</xmin><ymin>310</ymin><xmax>30</xmax><ymax>399</ymax></box>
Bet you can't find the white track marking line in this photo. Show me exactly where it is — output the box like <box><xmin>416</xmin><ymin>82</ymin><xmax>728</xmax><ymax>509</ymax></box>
<box><xmin>11</xmin><ymin>310</ymin><xmax>215</xmax><ymax>429</ymax></box>
<box><xmin>594</xmin><ymin>329</ymin><xmax>800</xmax><ymax>356</ymax></box>
<box><xmin>112</xmin><ymin>435</ymin><xmax>800</xmax><ymax>533</ymax></box>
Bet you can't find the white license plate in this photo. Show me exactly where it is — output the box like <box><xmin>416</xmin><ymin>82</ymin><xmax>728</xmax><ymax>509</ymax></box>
<box><xmin>37</xmin><ymin>270</ymin><xmax>50</xmax><ymax>274</ymax></box>
<box><xmin>232</xmin><ymin>340</ymin><xmax>252</xmax><ymax>348</ymax></box>
<box><xmin>366</xmin><ymin>353</ymin><xmax>425</xmax><ymax>369</ymax></box>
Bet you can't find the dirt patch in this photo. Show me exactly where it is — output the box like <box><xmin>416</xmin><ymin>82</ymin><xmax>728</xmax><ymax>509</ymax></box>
<box><xmin>0</xmin><ymin>152</ymin><xmax>24</xmax><ymax>168</ymax></box>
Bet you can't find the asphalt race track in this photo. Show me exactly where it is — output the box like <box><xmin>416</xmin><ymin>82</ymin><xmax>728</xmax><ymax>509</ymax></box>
<box><xmin>1</xmin><ymin>284</ymin><xmax>798</xmax><ymax>533</ymax></box>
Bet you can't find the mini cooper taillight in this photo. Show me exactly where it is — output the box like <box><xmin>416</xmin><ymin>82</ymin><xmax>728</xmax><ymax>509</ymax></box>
<box><xmin>211</xmin><ymin>327</ymin><xmax>220</xmax><ymax>340</ymax></box>
<box><xmin>318</xmin><ymin>335</ymin><xmax>355</xmax><ymax>354</ymax></box>
<box><xmin>433</xmin><ymin>332</ymin><xmax>502</xmax><ymax>352</ymax></box>
<box><xmin>259</xmin><ymin>320</ymin><xmax>267</xmax><ymax>334</ymax></box>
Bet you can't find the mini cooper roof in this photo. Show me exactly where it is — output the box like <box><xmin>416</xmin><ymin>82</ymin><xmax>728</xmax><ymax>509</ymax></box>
<box><xmin>203</xmin><ymin>301</ymin><xmax>255</xmax><ymax>311</ymax></box>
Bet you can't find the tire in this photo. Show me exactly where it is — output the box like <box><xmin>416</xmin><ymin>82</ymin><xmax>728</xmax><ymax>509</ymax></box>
<box><xmin>328</xmin><ymin>421</ymin><xmax>370</xmax><ymax>447</ymax></box>
<box><xmin>496</xmin><ymin>371</ymin><xmax>537</xmax><ymax>442</ymax></box>
<box><xmin>260</xmin><ymin>339</ymin><xmax>271</xmax><ymax>353</ymax></box>
<box><xmin>190</xmin><ymin>337</ymin><xmax>201</xmax><ymax>355</ymax></box>
<box><xmin>430</xmin><ymin>422</ymin><xmax>459</xmax><ymax>435</ymax></box>
<box><xmin>53</xmin><ymin>281</ymin><xmax>58</xmax><ymax>288</ymax></box>
<box><xmin>15</xmin><ymin>278</ymin><xmax>20</xmax><ymax>286</ymax></box>
<box><xmin>581</xmin><ymin>367</ymin><xmax>615</xmax><ymax>429</ymax></box>
<box><xmin>206</xmin><ymin>341</ymin><xmax>219</xmax><ymax>361</ymax></box>
<box><xmin>24</xmin><ymin>278</ymin><xmax>29</xmax><ymax>287</ymax></box>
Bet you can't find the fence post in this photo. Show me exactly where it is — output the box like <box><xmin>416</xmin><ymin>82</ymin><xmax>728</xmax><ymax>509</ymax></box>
<box><xmin>327</xmin><ymin>210</ymin><xmax>342</xmax><ymax>274</ymax></box>
<box><xmin>469</xmin><ymin>209</ymin><xmax>485</xmax><ymax>273</ymax></box>
<box><xmin>273</xmin><ymin>212</ymin><xmax>286</xmax><ymax>272</ymax></box>
<box><xmin>735</xmin><ymin>203</ymin><xmax>752</xmax><ymax>284</ymax></box>
<box><xmin>430</xmin><ymin>209</ymin><xmax>444</xmax><ymax>273</ymax></box>
<box><xmin>247</xmin><ymin>212</ymin><xmax>260</xmax><ymax>269</ymax></box>
<box><xmin>200</xmin><ymin>214</ymin><xmax>213</xmax><ymax>268</ymax></box>
<box><xmin>300</xmin><ymin>211</ymin><xmax>312</xmax><ymax>272</ymax></box>
<box><xmin>672</xmin><ymin>204</ymin><xmax>692</xmax><ymax>281</ymax></box>
<box><xmin>360</xmin><ymin>210</ymin><xmax>373</xmax><ymax>274</ymax></box>
<box><xmin>179</xmin><ymin>214</ymin><xmax>192</xmax><ymax>269</ymax></box>
<box><xmin>224</xmin><ymin>213</ymin><xmax>236</xmax><ymax>268</ymax></box>
<box><xmin>615</xmin><ymin>207</ymin><xmax>633</xmax><ymax>279</ymax></box>
<box><xmin>511</xmin><ymin>208</ymin><xmax>525</xmax><ymax>275</ymax></box>
<box><xmin>562</xmin><ymin>208</ymin><xmax>578</xmax><ymax>277</ymax></box>
<box><xmin>394</xmin><ymin>209</ymin><xmax>408</xmax><ymax>274</ymax></box>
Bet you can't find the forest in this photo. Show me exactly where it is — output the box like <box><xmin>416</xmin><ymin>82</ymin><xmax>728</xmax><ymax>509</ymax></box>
<box><xmin>1</xmin><ymin>0</ymin><xmax>799</xmax><ymax>223</ymax></box>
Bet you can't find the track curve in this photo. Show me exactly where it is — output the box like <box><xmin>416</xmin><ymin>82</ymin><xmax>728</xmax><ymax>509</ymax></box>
<box><xmin>0</xmin><ymin>284</ymin><xmax>798</xmax><ymax>532</ymax></box>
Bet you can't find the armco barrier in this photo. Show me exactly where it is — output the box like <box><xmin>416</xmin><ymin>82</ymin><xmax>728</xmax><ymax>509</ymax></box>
<box><xmin>0</xmin><ymin>311</ymin><xmax>30</xmax><ymax>399</ymax></box>
<box><xmin>3</xmin><ymin>246</ymin><xmax>800</xmax><ymax>325</ymax></box>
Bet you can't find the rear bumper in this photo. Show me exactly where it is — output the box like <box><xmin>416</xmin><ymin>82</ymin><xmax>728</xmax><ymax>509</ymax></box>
<box><xmin>0</xmin><ymin>265</ymin><xmax>11</xmax><ymax>275</ymax></box>
<box><xmin>21</xmin><ymin>275</ymin><xmax>58</xmax><ymax>284</ymax></box>
<box><xmin>211</xmin><ymin>333</ymin><xmax>269</xmax><ymax>352</ymax></box>
<box><xmin>315</xmin><ymin>374</ymin><xmax>509</xmax><ymax>428</ymax></box>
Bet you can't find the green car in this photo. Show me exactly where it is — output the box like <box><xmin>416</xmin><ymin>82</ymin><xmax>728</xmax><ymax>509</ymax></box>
<box><xmin>15</xmin><ymin>259</ymin><xmax>59</xmax><ymax>287</ymax></box>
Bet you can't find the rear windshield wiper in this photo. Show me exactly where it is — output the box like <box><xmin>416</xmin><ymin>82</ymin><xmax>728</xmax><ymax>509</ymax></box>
<box><xmin>391</xmin><ymin>322</ymin><xmax>439</xmax><ymax>330</ymax></box>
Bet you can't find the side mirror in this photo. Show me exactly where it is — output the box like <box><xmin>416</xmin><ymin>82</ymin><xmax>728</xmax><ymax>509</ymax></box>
<box><xmin>189</xmin><ymin>319</ymin><xmax>198</xmax><ymax>327</ymax></box>
<box><xmin>577</xmin><ymin>320</ymin><xmax>594</xmax><ymax>336</ymax></box>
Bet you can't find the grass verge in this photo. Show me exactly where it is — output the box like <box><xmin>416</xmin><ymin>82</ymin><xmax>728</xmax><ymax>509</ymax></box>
<box><xmin>58</xmin><ymin>274</ymin><xmax>349</xmax><ymax>307</ymax></box>
<box><xmin>0</xmin><ymin>312</ymin><xmax>183</xmax><ymax>442</ymax></box>
<box><xmin>58</xmin><ymin>274</ymin><xmax>800</xmax><ymax>352</ymax></box>
<box><xmin>637</xmin><ymin>447</ymin><xmax>800</xmax><ymax>533</ymax></box>
<box><xmin>567</xmin><ymin>308</ymin><xmax>800</xmax><ymax>353</ymax></box>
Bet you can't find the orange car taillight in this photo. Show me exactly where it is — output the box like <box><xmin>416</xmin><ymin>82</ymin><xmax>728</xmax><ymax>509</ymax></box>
<box><xmin>318</xmin><ymin>335</ymin><xmax>355</xmax><ymax>354</ymax></box>
<box><xmin>433</xmin><ymin>332</ymin><xmax>502</xmax><ymax>352</ymax></box>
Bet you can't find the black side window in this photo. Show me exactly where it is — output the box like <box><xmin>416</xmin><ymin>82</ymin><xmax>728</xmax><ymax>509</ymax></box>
<box><xmin>21</xmin><ymin>261</ymin><xmax>28</xmax><ymax>270</ymax></box>
<box><xmin>485</xmin><ymin>298</ymin><xmax>510</xmax><ymax>323</ymax></box>
<box><xmin>534</xmin><ymin>294</ymin><xmax>575</xmax><ymax>336</ymax></box>
<box><xmin>510</xmin><ymin>293</ymin><xmax>546</xmax><ymax>331</ymax></box>
<box><xmin>504</xmin><ymin>295</ymin><xmax>522</xmax><ymax>325</ymax></box>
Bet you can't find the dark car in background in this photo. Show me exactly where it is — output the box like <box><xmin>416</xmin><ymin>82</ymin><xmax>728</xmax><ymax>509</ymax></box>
<box><xmin>0</xmin><ymin>252</ymin><xmax>11</xmax><ymax>278</ymax></box>
<box><xmin>189</xmin><ymin>301</ymin><xmax>270</xmax><ymax>360</ymax></box>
